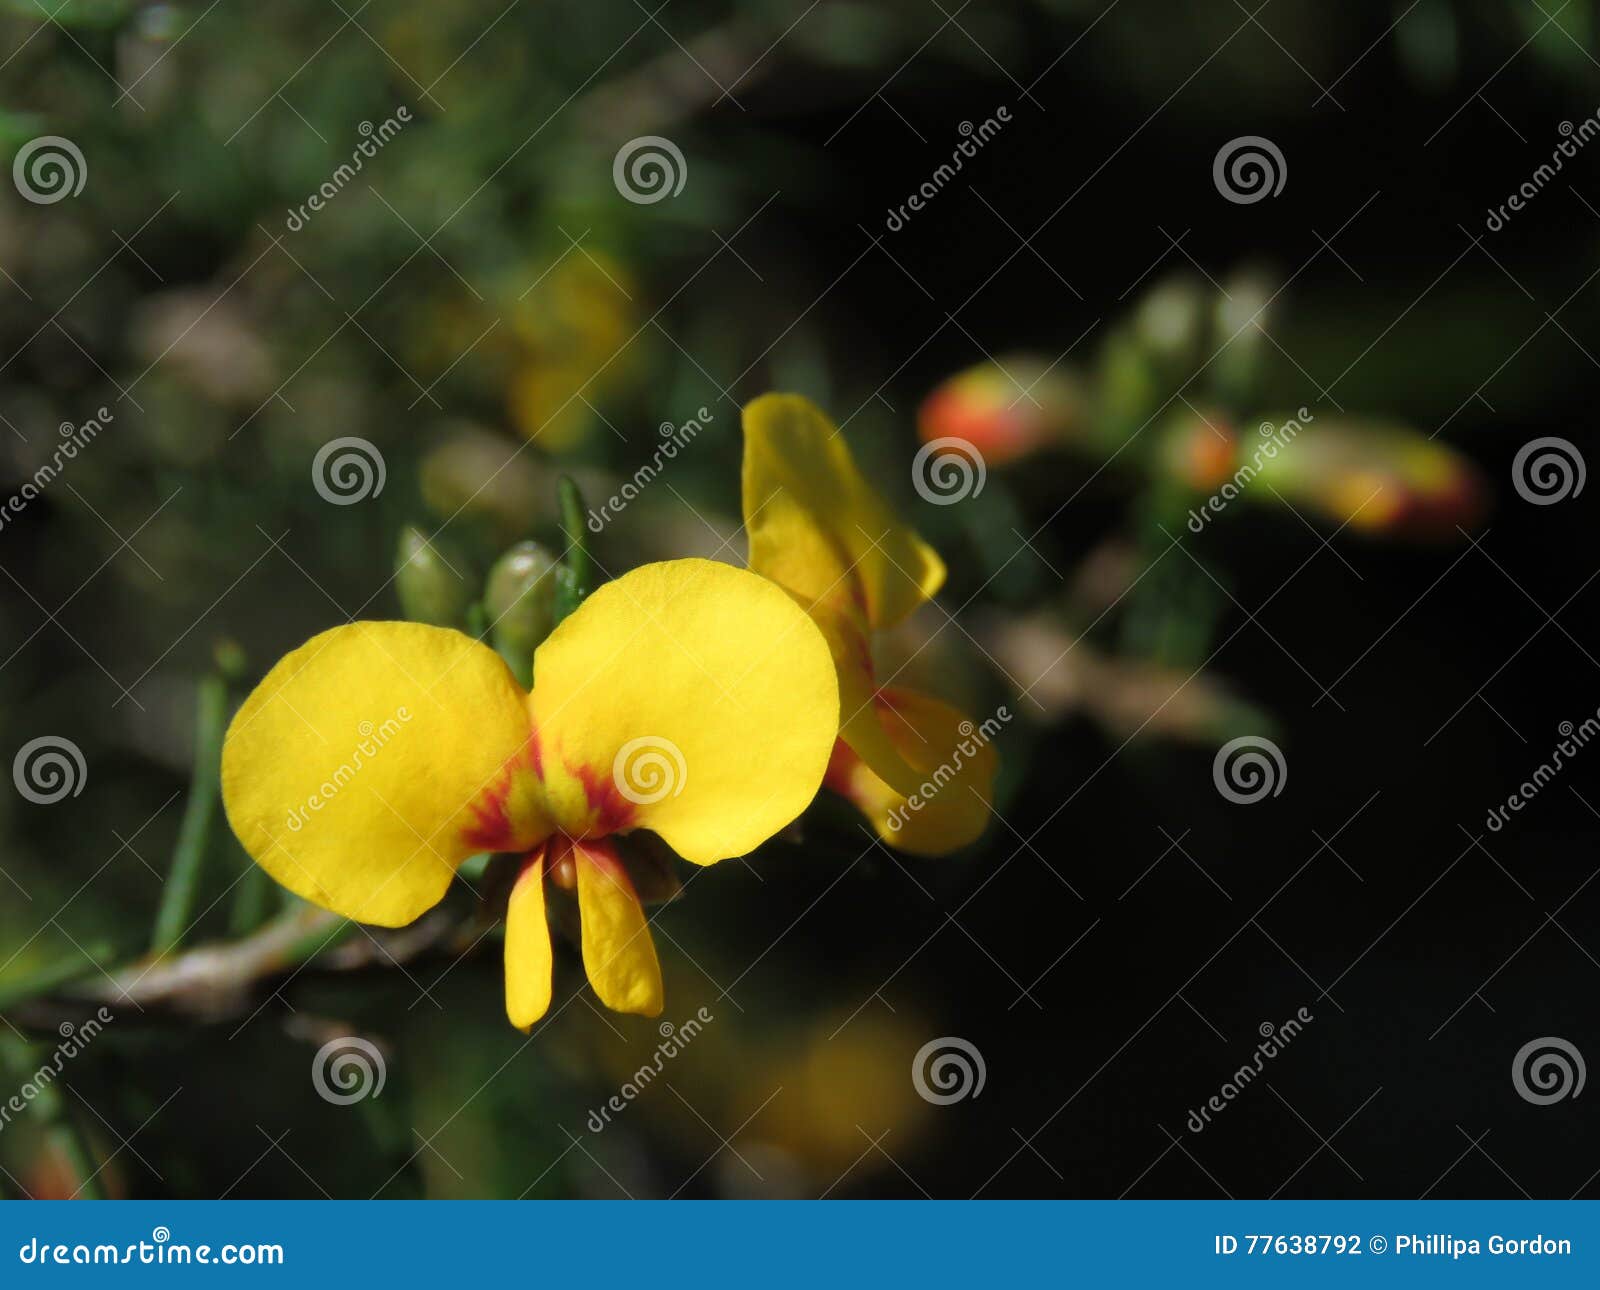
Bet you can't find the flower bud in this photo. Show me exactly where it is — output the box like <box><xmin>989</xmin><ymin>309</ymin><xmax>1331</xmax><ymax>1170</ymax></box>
<box><xmin>394</xmin><ymin>526</ymin><xmax>477</xmax><ymax>629</ymax></box>
<box><xmin>1159</xmin><ymin>407</ymin><xmax>1237</xmax><ymax>491</ymax></box>
<box><xmin>1248</xmin><ymin>419</ymin><xmax>1485</xmax><ymax>539</ymax></box>
<box><xmin>1210</xmin><ymin>269</ymin><xmax>1276</xmax><ymax>403</ymax></box>
<box><xmin>212</xmin><ymin>638</ymin><xmax>249</xmax><ymax>685</ymax></box>
<box><xmin>1134</xmin><ymin>278</ymin><xmax>1205</xmax><ymax>369</ymax></box>
<box><xmin>917</xmin><ymin>356</ymin><xmax>1083</xmax><ymax>466</ymax></box>
<box><xmin>420</xmin><ymin>422</ymin><xmax>543</xmax><ymax>544</ymax></box>
<box><xmin>484</xmin><ymin>540</ymin><xmax>559</xmax><ymax>685</ymax></box>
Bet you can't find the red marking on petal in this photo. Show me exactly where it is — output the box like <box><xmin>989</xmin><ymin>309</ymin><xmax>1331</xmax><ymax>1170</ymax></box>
<box><xmin>847</xmin><ymin>577</ymin><xmax>870</xmax><ymax>618</ymax></box>
<box><xmin>833</xmin><ymin>612</ymin><xmax>876</xmax><ymax>683</ymax></box>
<box><xmin>823</xmin><ymin>737</ymin><xmax>860</xmax><ymax>796</ymax></box>
<box><xmin>516</xmin><ymin>843</ymin><xmax>547</xmax><ymax>883</ymax></box>
<box><xmin>462</xmin><ymin>793</ymin><xmax>516</xmax><ymax>852</ymax></box>
<box><xmin>572</xmin><ymin>762</ymin><xmax>635</xmax><ymax>837</ymax></box>
<box><xmin>462</xmin><ymin>727</ymin><xmax>545</xmax><ymax>852</ymax></box>
<box><xmin>571</xmin><ymin>834</ymin><xmax>630</xmax><ymax>883</ymax></box>
<box><xmin>526</xmin><ymin>722</ymin><xmax>544</xmax><ymax>779</ymax></box>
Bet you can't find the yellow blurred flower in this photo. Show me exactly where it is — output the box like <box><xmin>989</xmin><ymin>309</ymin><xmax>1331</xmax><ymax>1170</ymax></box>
<box><xmin>741</xmin><ymin>394</ymin><xmax>996</xmax><ymax>855</ymax></box>
<box><xmin>506</xmin><ymin>251</ymin><xmax>638</xmax><ymax>452</ymax></box>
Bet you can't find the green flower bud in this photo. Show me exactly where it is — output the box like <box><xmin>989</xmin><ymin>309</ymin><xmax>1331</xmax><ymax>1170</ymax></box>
<box><xmin>1134</xmin><ymin>277</ymin><xmax>1205</xmax><ymax>368</ymax></box>
<box><xmin>485</xmin><ymin>540</ymin><xmax>559</xmax><ymax>686</ymax></box>
<box><xmin>395</xmin><ymin>526</ymin><xmax>476</xmax><ymax>629</ymax></box>
<box><xmin>1211</xmin><ymin>270</ymin><xmax>1276</xmax><ymax>404</ymax></box>
<box><xmin>212</xmin><ymin>638</ymin><xmax>249</xmax><ymax>684</ymax></box>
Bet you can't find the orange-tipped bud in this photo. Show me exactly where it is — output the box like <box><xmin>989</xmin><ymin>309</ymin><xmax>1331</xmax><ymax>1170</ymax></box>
<box><xmin>1250</xmin><ymin>419</ymin><xmax>1485</xmax><ymax>539</ymax></box>
<box><xmin>917</xmin><ymin>357</ymin><xmax>1083</xmax><ymax>466</ymax></box>
<box><xmin>1160</xmin><ymin>408</ymin><xmax>1239</xmax><ymax>491</ymax></box>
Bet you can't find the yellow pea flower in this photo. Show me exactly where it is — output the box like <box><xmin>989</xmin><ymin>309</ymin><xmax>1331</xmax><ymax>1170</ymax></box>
<box><xmin>220</xmin><ymin>559</ymin><xmax>839</xmax><ymax>1029</ymax></box>
<box><xmin>740</xmin><ymin>394</ymin><xmax>996</xmax><ymax>856</ymax></box>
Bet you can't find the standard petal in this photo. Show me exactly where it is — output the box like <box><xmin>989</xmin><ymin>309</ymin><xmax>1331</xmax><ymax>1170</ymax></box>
<box><xmin>505</xmin><ymin>851</ymin><xmax>554</xmax><ymax>1030</ymax></box>
<box><xmin>221</xmin><ymin>622</ymin><xmax>542</xmax><ymax>927</ymax></box>
<box><xmin>829</xmin><ymin>687</ymin><xmax>998</xmax><ymax>856</ymax></box>
<box><xmin>573</xmin><ymin>839</ymin><xmax>663</xmax><ymax>1017</ymax></box>
<box><xmin>742</xmin><ymin>393</ymin><xmax>945</xmax><ymax>631</ymax></box>
<box><xmin>529</xmin><ymin>558</ymin><xmax>838</xmax><ymax>865</ymax></box>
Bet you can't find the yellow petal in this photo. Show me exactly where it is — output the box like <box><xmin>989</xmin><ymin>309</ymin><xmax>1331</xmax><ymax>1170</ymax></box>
<box><xmin>505</xmin><ymin>851</ymin><xmax>554</xmax><ymax>1031</ymax></box>
<box><xmin>829</xmin><ymin>688</ymin><xmax>998</xmax><ymax>856</ymax></box>
<box><xmin>742</xmin><ymin>393</ymin><xmax>945</xmax><ymax>632</ymax></box>
<box><xmin>221</xmin><ymin>622</ymin><xmax>542</xmax><ymax>927</ymax></box>
<box><xmin>818</xmin><ymin>611</ymin><xmax>925</xmax><ymax>799</ymax></box>
<box><xmin>573</xmin><ymin>839</ymin><xmax>663</xmax><ymax>1016</ymax></box>
<box><xmin>529</xmin><ymin>558</ymin><xmax>838</xmax><ymax>865</ymax></box>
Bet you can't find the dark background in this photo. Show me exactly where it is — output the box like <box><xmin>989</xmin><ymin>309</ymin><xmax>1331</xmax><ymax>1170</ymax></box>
<box><xmin>1</xmin><ymin>1</ymin><xmax>1596</xmax><ymax>1198</ymax></box>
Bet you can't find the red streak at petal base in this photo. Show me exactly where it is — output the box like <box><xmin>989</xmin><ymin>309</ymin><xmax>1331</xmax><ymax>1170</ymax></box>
<box><xmin>520</xmin><ymin>843</ymin><xmax>547</xmax><ymax>876</ymax></box>
<box><xmin>567</xmin><ymin>834</ymin><xmax>632</xmax><ymax>885</ymax></box>
<box><xmin>462</xmin><ymin>727</ymin><xmax>544</xmax><ymax>852</ymax></box>
<box><xmin>823</xmin><ymin>737</ymin><xmax>861</xmax><ymax>797</ymax></box>
<box><xmin>548</xmin><ymin>832</ymin><xmax>629</xmax><ymax>887</ymax></box>
<box><xmin>572</xmin><ymin>763</ymin><xmax>636</xmax><ymax>837</ymax></box>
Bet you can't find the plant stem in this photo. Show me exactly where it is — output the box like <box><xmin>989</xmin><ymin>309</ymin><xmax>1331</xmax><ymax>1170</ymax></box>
<box><xmin>227</xmin><ymin>863</ymin><xmax>274</xmax><ymax>937</ymax></box>
<box><xmin>0</xmin><ymin>942</ymin><xmax>117</xmax><ymax>1013</ymax></box>
<box><xmin>150</xmin><ymin>673</ymin><xmax>229</xmax><ymax>956</ymax></box>
<box><xmin>551</xmin><ymin>475</ymin><xmax>593</xmax><ymax>627</ymax></box>
<box><xmin>89</xmin><ymin>906</ymin><xmax>351</xmax><ymax>1018</ymax></box>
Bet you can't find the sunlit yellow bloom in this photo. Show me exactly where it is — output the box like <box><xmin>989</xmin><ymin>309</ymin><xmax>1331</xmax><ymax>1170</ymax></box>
<box><xmin>221</xmin><ymin>559</ymin><xmax>839</xmax><ymax>1029</ymax></box>
<box><xmin>741</xmin><ymin>394</ymin><xmax>996</xmax><ymax>856</ymax></box>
